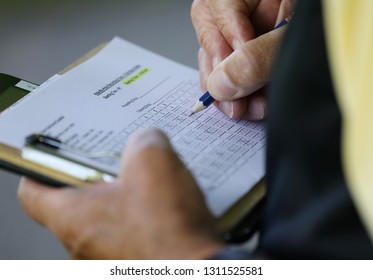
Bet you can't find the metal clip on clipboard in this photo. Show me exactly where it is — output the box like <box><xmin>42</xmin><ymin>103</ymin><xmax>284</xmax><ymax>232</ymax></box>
<box><xmin>22</xmin><ymin>134</ymin><xmax>117</xmax><ymax>183</ymax></box>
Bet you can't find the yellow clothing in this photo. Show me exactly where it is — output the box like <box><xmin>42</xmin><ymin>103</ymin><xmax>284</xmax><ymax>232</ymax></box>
<box><xmin>323</xmin><ymin>1</ymin><xmax>373</xmax><ymax>240</ymax></box>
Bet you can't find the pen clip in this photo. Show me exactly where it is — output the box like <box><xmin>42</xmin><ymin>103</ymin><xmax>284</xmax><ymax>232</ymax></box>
<box><xmin>23</xmin><ymin>133</ymin><xmax>116</xmax><ymax>183</ymax></box>
<box><xmin>25</xmin><ymin>134</ymin><xmax>62</xmax><ymax>150</ymax></box>
<box><xmin>25</xmin><ymin>133</ymin><xmax>121</xmax><ymax>159</ymax></box>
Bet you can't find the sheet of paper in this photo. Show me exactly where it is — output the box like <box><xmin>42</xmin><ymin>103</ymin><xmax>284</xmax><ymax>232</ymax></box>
<box><xmin>0</xmin><ymin>37</ymin><xmax>265</xmax><ymax>216</ymax></box>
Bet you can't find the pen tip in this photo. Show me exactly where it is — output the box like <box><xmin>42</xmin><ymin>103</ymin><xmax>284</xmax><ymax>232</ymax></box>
<box><xmin>189</xmin><ymin>111</ymin><xmax>194</xmax><ymax>117</ymax></box>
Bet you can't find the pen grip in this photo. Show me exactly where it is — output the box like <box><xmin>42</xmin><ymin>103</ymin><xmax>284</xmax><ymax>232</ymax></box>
<box><xmin>199</xmin><ymin>91</ymin><xmax>211</xmax><ymax>101</ymax></box>
<box><xmin>202</xmin><ymin>92</ymin><xmax>215</xmax><ymax>107</ymax></box>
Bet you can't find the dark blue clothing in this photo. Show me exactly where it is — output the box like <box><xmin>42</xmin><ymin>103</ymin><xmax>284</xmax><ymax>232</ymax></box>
<box><xmin>212</xmin><ymin>0</ymin><xmax>373</xmax><ymax>259</ymax></box>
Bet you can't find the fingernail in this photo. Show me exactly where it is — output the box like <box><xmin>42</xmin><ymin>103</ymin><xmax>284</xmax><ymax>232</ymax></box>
<box><xmin>212</xmin><ymin>56</ymin><xmax>220</xmax><ymax>68</ymax></box>
<box><xmin>250</xmin><ymin>99</ymin><xmax>265</xmax><ymax>119</ymax></box>
<box><xmin>209</xmin><ymin>70</ymin><xmax>237</xmax><ymax>99</ymax></box>
<box><xmin>252</xmin><ymin>105</ymin><xmax>264</xmax><ymax>119</ymax></box>
<box><xmin>219</xmin><ymin>101</ymin><xmax>234</xmax><ymax>118</ymax></box>
<box><xmin>127</xmin><ymin>128</ymin><xmax>170</xmax><ymax>156</ymax></box>
<box><xmin>232</xmin><ymin>39</ymin><xmax>242</xmax><ymax>50</ymax></box>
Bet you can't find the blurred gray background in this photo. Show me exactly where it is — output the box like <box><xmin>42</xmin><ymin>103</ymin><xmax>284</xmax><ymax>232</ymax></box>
<box><xmin>0</xmin><ymin>0</ymin><xmax>199</xmax><ymax>259</ymax></box>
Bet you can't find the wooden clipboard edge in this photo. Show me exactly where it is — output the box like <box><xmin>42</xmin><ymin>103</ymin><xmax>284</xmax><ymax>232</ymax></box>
<box><xmin>59</xmin><ymin>42</ymin><xmax>108</xmax><ymax>75</ymax></box>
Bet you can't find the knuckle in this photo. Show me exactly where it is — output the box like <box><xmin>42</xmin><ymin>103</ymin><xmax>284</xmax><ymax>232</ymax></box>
<box><xmin>198</xmin><ymin>26</ymin><xmax>214</xmax><ymax>50</ymax></box>
<box><xmin>215</xmin><ymin>15</ymin><xmax>234</xmax><ymax>42</ymax></box>
<box><xmin>191</xmin><ymin>0</ymin><xmax>204</xmax><ymax>24</ymax></box>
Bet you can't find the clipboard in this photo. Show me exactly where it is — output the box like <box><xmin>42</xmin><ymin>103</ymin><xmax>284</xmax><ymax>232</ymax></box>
<box><xmin>0</xmin><ymin>42</ymin><xmax>266</xmax><ymax>243</ymax></box>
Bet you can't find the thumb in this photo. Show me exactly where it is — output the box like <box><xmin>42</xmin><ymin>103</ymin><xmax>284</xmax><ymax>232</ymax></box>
<box><xmin>121</xmin><ymin>127</ymin><xmax>172</xmax><ymax>163</ymax></box>
<box><xmin>119</xmin><ymin>127</ymin><xmax>183</xmax><ymax>182</ymax></box>
<box><xmin>207</xmin><ymin>28</ymin><xmax>285</xmax><ymax>101</ymax></box>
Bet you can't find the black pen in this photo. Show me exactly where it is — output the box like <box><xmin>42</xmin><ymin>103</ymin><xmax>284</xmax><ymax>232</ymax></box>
<box><xmin>190</xmin><ymin>12</ymin><xmax>294</xmax><ymax>116</ymax></box>
<box><xmin>25</xmin><ymin>134</ymin><xmax>121</xmax><ymax>158</ymax></box>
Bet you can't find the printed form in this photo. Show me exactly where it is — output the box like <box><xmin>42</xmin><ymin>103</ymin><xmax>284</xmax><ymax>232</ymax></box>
<box><xmin>0</xmin><ymin>37</ymin><xmax>265</xmax><ymax>216</ymax></box>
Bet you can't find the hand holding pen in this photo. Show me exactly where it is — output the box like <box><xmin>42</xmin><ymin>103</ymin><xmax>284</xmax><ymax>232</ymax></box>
<box><xmin>191</xmin><ymin>0</ymin><xmax>294</xmax><ymax>119</ymax></box>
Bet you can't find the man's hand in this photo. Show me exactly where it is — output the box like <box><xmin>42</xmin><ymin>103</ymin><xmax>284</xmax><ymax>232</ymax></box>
<box><xmin>18</xmin><ymin>128</ymin><xmax>224</xmax><ymax>259</ymax></box>
<box><xmin>191</xmin><ymin>0</ymin><xmax>294</xmax><ymax>120</ymax></box>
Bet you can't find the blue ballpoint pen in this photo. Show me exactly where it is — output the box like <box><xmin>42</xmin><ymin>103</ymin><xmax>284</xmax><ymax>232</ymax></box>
<box><xmin>190</xmin><ymin>12</ymin><xmax>294</xmax><ymax>116</ymax></box>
